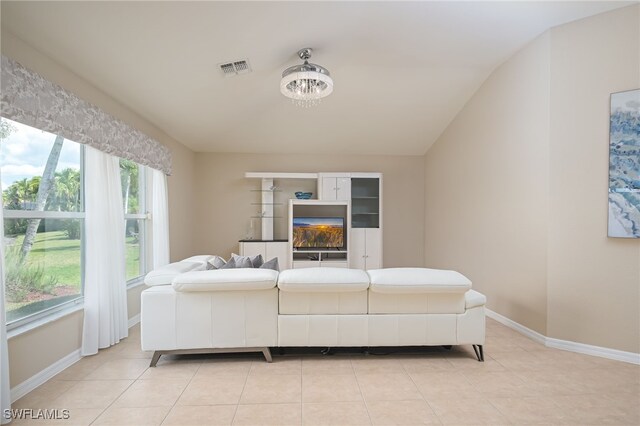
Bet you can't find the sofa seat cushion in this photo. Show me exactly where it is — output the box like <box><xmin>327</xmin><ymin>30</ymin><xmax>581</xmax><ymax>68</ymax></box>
<box><xmin>368</xmin><ymin>292</ymin><xmax>466</xmax><ymax>314</ymax></box>
<box><xmin>279</xmin><ymin>291</ymin><xmax>368</xmax><ymax>314</ymax></box>
<box><xmin>144</xmin><ymin>260</ymin><xmax>208</xmax><ymax>286</ymax></box>
<box><xmin>278</xmin><ymin>267</ymin><xmax>369</xmax><ymax>292</ymax></box>
<box><xmin>367</xmin><ymin>268</ymin><xmax>471</xmax><ymax>294</ymax></box>
<box><xmin>172</xmin><ymin>269</ymin><xmax>278</xmax><ymax>292</ymax></box>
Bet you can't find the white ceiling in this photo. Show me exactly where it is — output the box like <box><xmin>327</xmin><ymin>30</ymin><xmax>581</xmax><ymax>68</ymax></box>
<box><xmin>1</xmin><ymin>1</ymin><xmax>632</xmax><ymax>155</ymax></box>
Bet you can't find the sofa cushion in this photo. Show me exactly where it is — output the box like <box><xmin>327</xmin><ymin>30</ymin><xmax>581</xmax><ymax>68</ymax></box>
<box><xmin>207</xmin><ymin>255</ymin><xmax>227</xmax><ymax>270</ymax></box>
<box><xmin>234</xmin><ymin>257</ymin><xmax>254</xmax><ymax>268</ymax></box>
<box><xmin>219</xmin><ymin>257</ymin><xmax>237</xmax><ymax>269</ymax></box>
<box><xmin>278</xmin><ymin>267</ymin><xmax>369</xmax><ymax>292</ymax></box>
<box><xmin>279</xmin><ymin>291</ymin><xmax>368</xmax><ymax>314</ymax></box>
<box><xmin>367</xmin><ymin>268</ymin><xmax>471</xmax><ymax>294</ymax></box>
<box><xmin>260</xmin><ymin>257</ymin><xmax>280</xmax><ymax>272</ymax></box>
<box><xmin>144</xmin><ymin>261</ymin><xmax>207</xmax><ymax>286</ymax></box>
<box><xmin>182</xmin><ymin>255</ymin><xmax>215</xmax><ymax>264</ymax></box>
<box><xmin>172</xmin><ymin>269</ymin><xmax>278</xmax><ymax>292</ymax></box>
<box><xmin>232</xmin><ymin>253</ymin><xmax>264</xmax><ymax>268</ymax></box>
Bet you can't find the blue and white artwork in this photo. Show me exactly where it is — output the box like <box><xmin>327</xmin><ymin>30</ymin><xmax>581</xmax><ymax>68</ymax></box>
<box><xmin>608</xmin><ymin>89</ymin><xmax>640</xmax><ymax>238</ymax></box>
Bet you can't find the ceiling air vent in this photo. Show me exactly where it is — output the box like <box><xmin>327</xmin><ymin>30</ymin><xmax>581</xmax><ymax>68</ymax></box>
<box><xmin>219</xmin><ymin>59</ymin><xmax>251</xmax><ymax>77</ymax></box>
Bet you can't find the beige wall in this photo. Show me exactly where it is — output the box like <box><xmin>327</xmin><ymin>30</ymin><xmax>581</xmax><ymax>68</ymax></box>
<box><xmin>424</xmin><ymin>32</ymin><xmax>551</xmax><ymax>334</ymax></box>
<box><xmin>424</xmin><ymin>5</ymin><xmax>640</xmax><ymax>352</ymax></box>
<box><xmin>547</xmin><ymin>6</ymin><xmax>640</xmax><ymax>353</ymax></box>
<box><xmin>8</xmin><ymin>311</ymin><xmax>83</xmax><ymax>388</ymax></box>
<box><xmin>8</xmin><ymin>286</ymin><xmax>144</xmax><ymax>387</ymax></box>
<box><xmin>1</xmin><ymin>31</ymin><xmax>197</xmax><ymax>262</ymax></box>
<box><xmin>2</xmin><ymin>31</ymin><xmax>197</xmax><ymax>387</ymax></box>
<box><xmin>193</xmin><ymin>153</ymin><xmax>425</xmax><ymax>268</ymax></box>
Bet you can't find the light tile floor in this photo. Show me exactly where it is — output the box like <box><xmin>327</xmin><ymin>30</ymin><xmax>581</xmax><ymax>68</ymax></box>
<box><xmin>10</xmin><ymin>318</ymin><xmax>640</xmax><ymax>425</ymax></box>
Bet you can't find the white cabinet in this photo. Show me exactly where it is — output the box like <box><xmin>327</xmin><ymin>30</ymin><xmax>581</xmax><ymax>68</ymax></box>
<box><xmin>349</xmin><ymin>175</ymin><xmax>382</xmax><ymax>269</ymax></box>
<box><xmin>320</xmin><ymin>175</ymin><xmax>351</xmax><ymax>201</ymax></box>
<box><xmin>350</xmin><ymin>228</ymin><xmax>381</xmax><ymax>270</ymax></box>
<box><xmin>244</xmin><ymin>171</ymin><xmax>382</xmax><ymax>271</ymax></box>
<box><xmin>239</xmin><ymin>241</ymin><xmax>290</xmax><ymax>270</ymax></box>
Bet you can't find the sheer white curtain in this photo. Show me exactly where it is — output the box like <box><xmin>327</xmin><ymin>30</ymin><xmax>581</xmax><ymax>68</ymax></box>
<box><xmin>81</xmin><ymin>147</ymin><xmax>128</xmax><ymax>356</ymax></box>
<box><xmin>151</xmin><ymin>168</ymin><xmax>170</xmax><ymax>269</ymax></box>
<box><xmin>1</xmin><ymin>193</ymin><xmax>11</xmax><ymax>423</ymax></box>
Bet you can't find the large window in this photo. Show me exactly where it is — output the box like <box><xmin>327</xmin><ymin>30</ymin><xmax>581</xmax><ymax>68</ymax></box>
<box><xmin>1</xmin><ymin>118</ymin><xmax>84</xmax><ymax>326</ymax></box>
<box><xmin>2</xmin><ymin>118</ymin><xmax>150</xmax><ymax>328</ymax></box>
<box><xmin>120</xmin><ymin>159</ymin><xmax>147</xmax><ymax>283</ymax></box>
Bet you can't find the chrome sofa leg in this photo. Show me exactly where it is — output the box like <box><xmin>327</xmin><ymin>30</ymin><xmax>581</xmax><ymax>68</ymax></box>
<box><xmin>472</xmin><ymin>345</ymin><xmax>484</xmax><ymax>362</ymax></box>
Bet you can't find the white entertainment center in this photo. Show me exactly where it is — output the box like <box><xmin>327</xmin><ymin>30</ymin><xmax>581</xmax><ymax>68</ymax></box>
<box><xmin>239</xmin><ymin>172</ymin><xmax>382</xmax><ymax>270</ymax></box>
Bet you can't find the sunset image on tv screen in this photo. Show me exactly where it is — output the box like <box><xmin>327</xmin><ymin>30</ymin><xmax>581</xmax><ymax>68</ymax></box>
<box><xmin>292</xmin><ymin>217</ymin><xmax>344</xmax><ymax>248</ymax></box>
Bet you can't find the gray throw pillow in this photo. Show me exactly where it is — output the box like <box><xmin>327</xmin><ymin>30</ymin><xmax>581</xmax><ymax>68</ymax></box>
<box><xmin>207</xmin><ymin>255</ymin><xmax>227</xmax><ymax>270</ymax></box>
<box><xmin>251</xmin><ymin>254</ymin><xmax>264</xmax><ymax>268</ymax></box>
<box><xmin>235</xmin><ymin>257</ymin><xmax>253</xmax><ymax>268</ymax></box>
<box><xmin>259</xmin><ymin>257</ymin><xmax>279</xmax><ymax>272</ymax></box>
<box><xmin>232</xmin><ymin>253</ymin><xmax>263</xmax><ymax>268</ymax></box>
<box><xmin>219</xmin><ymin>257</ymin><xmax>236</xmax><ymax>269</ymax></box>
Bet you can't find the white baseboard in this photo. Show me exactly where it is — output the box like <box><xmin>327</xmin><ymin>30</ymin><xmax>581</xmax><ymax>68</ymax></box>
<box><xmin>128</xmin><ymin>313</ymin><xmax>140</xmax><ymax>329</ymax></box>
<box><xmin>10</xmin><ymin>315</ymin><xmax>143</xmax><ymax>403</ymax></box>
<box><xmin>545</xmin><ymin>336</ymin><xmax>640</xmax><ymax>364</ymax></box>
<box><xmin>10</xmin><ymin>349</ymin><xmax>81</xmax><ymax>403</ymax></box>
<box><xmin>486</xmin><ymin>308</ymin><xmax>640</xmax><ymax>365</ymax></box>
<box><xmin>485</xmin><ymin>308</ymin><xmax>546</xmax><ymax>345</ymax></box>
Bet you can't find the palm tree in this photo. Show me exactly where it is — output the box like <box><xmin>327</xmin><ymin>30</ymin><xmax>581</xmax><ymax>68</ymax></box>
<box><xmin>120</xmin><ymin>159</ymin><xmax>138</xmax><ymax>214</ymax></box>
<box><xmin>20</xmin><ymin>135</ymin><xmax>65</xmax><ymax>259</ymax></box>
<box><xmin>50</xmin><ymin>168</ymin><xmax>80</xmax><ymax>211</ymax></box>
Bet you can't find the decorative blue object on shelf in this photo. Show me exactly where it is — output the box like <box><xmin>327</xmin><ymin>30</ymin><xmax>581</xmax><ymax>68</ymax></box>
<box><xmin>295</xmin><ymin>192</ymin><xmax>313</xmax><ymax>199</ymax></box>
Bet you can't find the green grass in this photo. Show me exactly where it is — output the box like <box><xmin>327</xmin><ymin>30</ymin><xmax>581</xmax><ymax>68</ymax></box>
<box><xmin>7</xmin><ymin>230</ymin><xmax>141</xmax><ymax>291</ymax></box>
<box><xmin>22</xmin><ymin>231</ymin><xmax>82</xmax><ymax>285</ymax></box>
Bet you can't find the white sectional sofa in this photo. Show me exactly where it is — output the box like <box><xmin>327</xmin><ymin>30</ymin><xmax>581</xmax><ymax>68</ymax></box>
<box><xmin>141</xmin><ymin>259</ymin><xmax>486</xmax><ymax>366</ymax></box>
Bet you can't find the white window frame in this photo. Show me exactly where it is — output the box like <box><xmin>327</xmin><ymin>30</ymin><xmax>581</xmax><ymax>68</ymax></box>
<box><xmin>123</xmin><ymin>161</ymin><xmax>150</xmax><ymax>287</ymax></box>
<box><xmin>4</xmin><ymin>146</ymin><xmax>86</xmax><ymax>331</ymax></box>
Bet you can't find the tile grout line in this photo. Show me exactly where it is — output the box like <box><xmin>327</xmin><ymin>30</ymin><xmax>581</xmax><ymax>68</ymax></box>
<box><xmin>230</xmin><ymin>360</ymin><xmax>254</xmax><ymax>425</ymax></box>
<box><xmin>76</xmin><ymin>340</ymin><xmax>144</xmax><ymax>425</ymax></box>
<box><xmin>158</xmin><ymin>360</ymin><xmax>205</xmax><ymax>425</ymax></box>
<box><xmin>403</xmin><ymin>359</ymin><xmax>446</xmax><ymax>425</ymax></box>
<box><xmin>86</xmin><ymin>367</ymin><xmax>143</xmax><ymax>424</ymax></box>
<box><xmin>351</xmin><ymin>359</ymin><xmax>374</xmax><ymax>425</ymax></box>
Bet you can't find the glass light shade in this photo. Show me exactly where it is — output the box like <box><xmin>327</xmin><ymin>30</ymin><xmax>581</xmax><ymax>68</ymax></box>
<box><xmin>280</xmin><ymin>66</ymin><xmax>333</xmax><ymax>108</ymax></box>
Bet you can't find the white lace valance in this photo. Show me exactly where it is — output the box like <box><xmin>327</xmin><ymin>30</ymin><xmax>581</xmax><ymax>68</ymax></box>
<box><xmin>1</xmin><ymin>55</ymin><xmax>171</xmax><ymax>175</ymax></box>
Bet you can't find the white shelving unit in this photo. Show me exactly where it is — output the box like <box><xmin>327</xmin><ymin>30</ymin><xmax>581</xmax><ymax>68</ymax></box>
<box><xmin>318</xmin><ymin>173</ymin><xmax>351</xmax><ymax>201</ymax></box>
<box><xmin>243</xmin><ymin>171</ymin><xmax>382</xmax><ymax>270</ymax></box>
<box><xmin>245</xmin><ymin>172</ymin><xmax>318</xmax><ymax>240</ymax></box>
<box><xmin>318</xmin><ymin>172</ymin><xmax>383</xmax><ymax>269</ymax></box>
<box><xmin>349</xmin><ymin>173</ymin><xmax>383</xmax><ymax>269</ymax></box>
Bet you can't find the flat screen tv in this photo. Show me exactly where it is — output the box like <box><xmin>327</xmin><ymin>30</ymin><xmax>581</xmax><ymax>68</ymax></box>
<box><xmin>292</xmin><ymin>217</ymin><xmax>344</xmax><ymax>249</ymax></box>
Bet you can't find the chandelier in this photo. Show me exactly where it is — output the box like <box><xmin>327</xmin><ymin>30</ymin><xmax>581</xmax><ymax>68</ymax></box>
<box><xmin>280</xmin><ymin>48</ymin><xmax>333</xmax><ymax>108</ymax></box>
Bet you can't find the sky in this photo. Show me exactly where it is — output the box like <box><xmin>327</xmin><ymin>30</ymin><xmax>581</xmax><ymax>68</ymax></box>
<box><xmin>0</xmin><ymin>118</ymin><xmax>80</xmax><ymax>190</ymax></box>
<box><xmin>293</xmin><ymin>217</ymin><xmax>343</xmax><ymax>227</ymax></box>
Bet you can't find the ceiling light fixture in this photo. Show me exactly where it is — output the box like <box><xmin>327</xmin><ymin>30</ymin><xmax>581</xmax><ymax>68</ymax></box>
<box><xmin>280</xmin><ymin>48</ymin><xmax>333</xmax><ymax>108</ymax></box>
